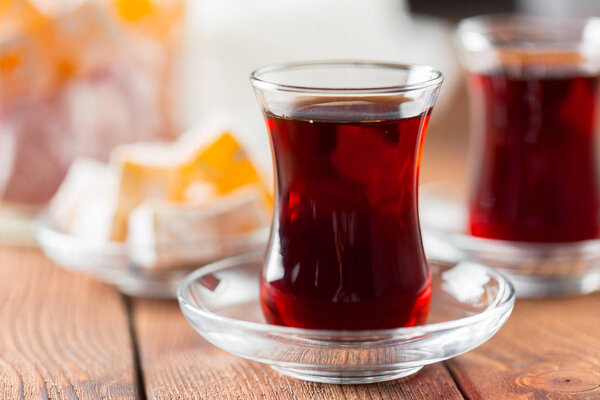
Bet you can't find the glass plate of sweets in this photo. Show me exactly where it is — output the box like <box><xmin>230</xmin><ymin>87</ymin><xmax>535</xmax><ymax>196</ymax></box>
<box><xmin>36</xmin><ymin>126</ymin><xmax>271</xmax><ymax>297</ymax></box>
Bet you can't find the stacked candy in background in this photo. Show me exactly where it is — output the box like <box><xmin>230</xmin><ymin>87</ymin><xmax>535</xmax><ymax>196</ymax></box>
<box><xmin>48</xmin><ymin>126</ymin><xmax>272</xmax><ymax>270</ymax></box>
<box><xmin>0</xmin><ymin>0</ymin><xmax>184</xmax><ymax>209</ymax></box>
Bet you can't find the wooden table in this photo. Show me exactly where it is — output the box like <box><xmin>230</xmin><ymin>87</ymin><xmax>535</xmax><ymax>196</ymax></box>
<box><xmin>1</xmin><ymin>245</ymin><xmax>599</xmax><ymax>400</ymax></box>
<box><xmin>1</xmin><ymin>104</ymin><xmax>599</xmax><ymax>399</ymax></box>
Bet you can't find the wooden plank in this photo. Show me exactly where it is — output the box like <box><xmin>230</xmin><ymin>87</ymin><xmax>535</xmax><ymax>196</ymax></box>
<box><xmin>0</xmin><ymin>246</ymin><xmax>139</xmax><ymax>400</ymax></box>
<box><xmin>133</xmin><ymin>299</ymin><xmax>464</xmax><ymax>400</ymax></box>
<box><xmin>447</xmin><ymin>294</ymin><xmax>600</xmax><ymax>399</ymax></box>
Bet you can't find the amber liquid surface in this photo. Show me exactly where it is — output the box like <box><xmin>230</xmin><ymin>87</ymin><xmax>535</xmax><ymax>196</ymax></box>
<box><xmin>261</xmin><ymin>106</ymin><xmax>432</xmax><ymax>330</ymax></box>
<box><xmin>468</xmin><ymin>69</ymin><xmax>600</xmax><ymax>242</ymax></box>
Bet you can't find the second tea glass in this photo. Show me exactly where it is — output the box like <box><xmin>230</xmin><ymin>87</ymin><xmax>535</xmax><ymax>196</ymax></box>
<box><xmin>423</xmin><ymin>15</ymin><xmax>600</xmax><ymax>297</ymax></box>
<box><xmin>457</xmin><ymin>15</ymin><xmax>600</xmax><ymax>243</ymax></box>
<box><xmin>250</xmin><ymin>62</ymin><xmax>442</xmax><ymax>330</ymax></box>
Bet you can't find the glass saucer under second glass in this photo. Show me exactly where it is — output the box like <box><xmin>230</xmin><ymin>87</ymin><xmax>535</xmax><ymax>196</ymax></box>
<box><xmin>420</xmin><ymin>182</ymin><xmax>600</xmax><ymax>298</ymax></box>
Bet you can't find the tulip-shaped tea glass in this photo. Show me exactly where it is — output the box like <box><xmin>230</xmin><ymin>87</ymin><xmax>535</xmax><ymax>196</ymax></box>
<box><xmin>419</xmin><ymin>16</ymin><xmax>600</xmax><ymax>297</ymax></box>
<box><xmin>251</xmin><ymin>62</ymin><xmax>442</xmax><ymax>330</ymax></box>
<box><xmin>458</xmin><ymin>16</ymin><xmax>600</xmax><ymax>243</ymax></box>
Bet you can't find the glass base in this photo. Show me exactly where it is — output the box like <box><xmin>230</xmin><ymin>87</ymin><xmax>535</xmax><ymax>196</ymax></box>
<box><xmin>504</xmin><ymin>270</ymin><xmax>600</xmax><ymax>298</ymax></box>
<box><xmin>271</xmin><ymin>365</ymin><xmax>423</xmax><ymax>384</ymax></box>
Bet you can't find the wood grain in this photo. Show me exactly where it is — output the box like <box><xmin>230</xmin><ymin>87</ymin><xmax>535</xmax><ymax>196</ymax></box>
<box><xmin>447</xmin><ymin>294</ymin><xmax>600</xmax><ymax>400</ymax></box>
<box><xmin>0</xmin><ymin>246</ymin><xmax>139</xmax><ymax>400</ymax></box>
<box><xmin>133</xmin><ymin>299</ymin><xmax>464</xmax><ymax>400</ymax></box>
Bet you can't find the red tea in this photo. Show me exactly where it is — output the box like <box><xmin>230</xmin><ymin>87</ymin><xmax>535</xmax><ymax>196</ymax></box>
<box><xmin>468</xmin><ymin>69</ymin><xmax>600</xmax><ymax>242</ymax></box>
<box><xmin>260</xmin><ymin>106</ymin><xmax>432</xmax><ymax>330</ymax></box>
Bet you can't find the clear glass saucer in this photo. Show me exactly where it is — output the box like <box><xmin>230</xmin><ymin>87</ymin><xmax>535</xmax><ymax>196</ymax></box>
<box><xmin>420</xmin><ymin>182</ymin><xmax>600</xmax><ymax>298</ymax></box>
<box><xmin>35</xmin><ymin>212</ymin><xmax>268</xmax><ymax>298</ymax></box>
<box><xmin>177</xmin><ymin>251</ymin><xmax>515</xmax><ymax>384</ymax></box>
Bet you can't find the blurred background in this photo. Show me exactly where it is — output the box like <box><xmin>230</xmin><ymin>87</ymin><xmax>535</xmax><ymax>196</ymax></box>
<box><xmin>1</xmin><ymin>0</ymin><xmax>599</xmax><ymax>242</ymax></box>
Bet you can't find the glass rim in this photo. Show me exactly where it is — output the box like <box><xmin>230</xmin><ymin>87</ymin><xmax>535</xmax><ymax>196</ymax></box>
<box><xmin>457</xmin><ymin>14</ymin><xmax>600</xmax><ymax>51</ymax></box>
<box><xmin>249</xmin><ymin>61</ymin><xmax>443</xmax><ymax>94</ymax></box>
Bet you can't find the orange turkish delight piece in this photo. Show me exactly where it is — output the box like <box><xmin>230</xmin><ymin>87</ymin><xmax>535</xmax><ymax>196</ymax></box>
<box><xmin>110</xmin><ymin>0</ymin><xmax>184</xmax><ymax>42</ymax></box>
<box><xmin>110</xmin><ymin>142</ymin><xmax>187</xmax><ymax>240</ymax></box>
<box><xmin>109</xmin><ymin>131</ymin><xmax>271</xmax><ymax>241</ymax></box>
